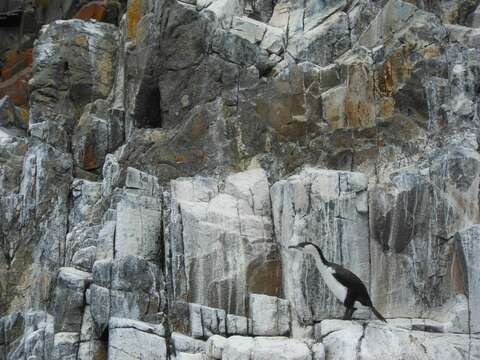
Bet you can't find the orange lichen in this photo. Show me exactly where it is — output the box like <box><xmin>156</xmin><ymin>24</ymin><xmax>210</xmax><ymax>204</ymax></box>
<box><xmin>1</xmin><ymin>49</ymin><xmax>33</xmax><ymax>80</ymax></box>
<box><xmin>0</xmin><ymin>67</ymin><xmax>31</xmax><ymax>107</ymax></box>
<box><xmin>127</xmin><ymin>0</ymin><xmax>142</xmax><ymax>40</ymax></box>
<box><xmin>82</xmin><ymin>144</ymin><xmax>98</xmax><ymax>170</ymax></box>
<box><xmin>175</xmin><ymin>155</ymin><xmax>186</xmax><ymax>164</ymax></box>
<box><xmin>73</xmin><ymin>1</ymin><xmax>107</xmax><ymax>22</ymax></box>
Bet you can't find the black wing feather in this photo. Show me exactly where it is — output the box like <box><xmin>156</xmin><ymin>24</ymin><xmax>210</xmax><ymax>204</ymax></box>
<box><xmin>330</xmin><ymin>263</ymin><xmax>369</xmax><ymax>297</ymax></box>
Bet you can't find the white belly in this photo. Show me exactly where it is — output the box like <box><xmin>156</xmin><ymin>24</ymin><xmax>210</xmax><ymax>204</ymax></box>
<box><xmin>319</xmin><ymin>267</ymin><xmax>348</xmax><ymax>303</ymax></box>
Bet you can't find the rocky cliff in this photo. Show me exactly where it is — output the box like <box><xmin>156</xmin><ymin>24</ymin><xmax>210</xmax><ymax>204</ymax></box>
<box><xmin>1</xmin><ymin>0</ymin><xmax>480</xmax><ymax>359</ymax></box>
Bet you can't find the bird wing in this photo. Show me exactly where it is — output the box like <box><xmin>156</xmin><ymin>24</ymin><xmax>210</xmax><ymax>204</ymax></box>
<box><xmin>330</xmin><ymin>263</ymin><xmax>368</xmax><ymax>294</ymax></box>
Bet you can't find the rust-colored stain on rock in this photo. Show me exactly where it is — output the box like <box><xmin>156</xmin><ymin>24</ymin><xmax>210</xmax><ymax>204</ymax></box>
<box><xmin>127</xmin><ymin>0</ymin><xmax>142</xmax><ymax>40</ymax></box>
<box><xmin>82</xmin><ymin>143</ymin><xmax>98</xmax><ymax>170</ymax></box>
<box><xmin>73</xmin><ymin>1</ymin><xmax>107</xmax><ymax>22</ymax></box>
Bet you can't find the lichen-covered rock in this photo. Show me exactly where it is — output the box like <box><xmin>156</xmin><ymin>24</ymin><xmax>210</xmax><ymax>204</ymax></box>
<box><xmin>30</xmin><ymin>20</ymin><xmax>118</xmax><ymax>131</ymax></box>
<box><xmin>2</xmin><ymin>0</ymin><xmax>480</xmax><ymax>359</ymax></box>
<box><xmin>0</xmin><ymin>95</ymin><xmax>27</xmax><ymax>130</ymax></box>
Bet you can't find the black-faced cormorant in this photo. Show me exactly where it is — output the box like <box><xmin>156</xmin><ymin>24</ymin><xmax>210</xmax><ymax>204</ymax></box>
<box><xmin>289</xmin><ymin>241</ymin><xmax>386</xmax><ymax>322</ymax></box>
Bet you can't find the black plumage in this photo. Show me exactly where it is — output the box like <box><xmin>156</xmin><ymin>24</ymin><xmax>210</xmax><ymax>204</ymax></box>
<box><xmin>289</xmin><ymin>241</ymin><xmax>387</xmax><ymax>322</ymax></box>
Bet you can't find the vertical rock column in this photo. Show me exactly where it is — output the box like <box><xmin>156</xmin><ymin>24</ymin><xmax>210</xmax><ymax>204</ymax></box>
<box><xmin>271</xmin><ymin>167</ymin><xmax>370</xmax><ymax>329</ymax></box>
<box><xmin>369</xmin><ymin>146</ymin><xmax>480</xmax><ymax>319</ymax></box>
<box><xmin>166</xmin><ymin>168</ymin><xmax>281</xmax><ymax>316</ymax></box>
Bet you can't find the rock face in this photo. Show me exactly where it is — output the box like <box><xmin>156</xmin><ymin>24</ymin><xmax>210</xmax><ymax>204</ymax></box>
<box><xmin>167</xmin><ymin>169</ymin><xmax>281</xmax><ymax>315</ymax></box>
<box><xmin>2</xmin><ymin>0</ymin><xmax>480</xmax><ymax>359</ymax></box>
<box><xmin>271</xmin><ymin>168</ymin><xmax>370</xmax><ymax>327</ymax></box>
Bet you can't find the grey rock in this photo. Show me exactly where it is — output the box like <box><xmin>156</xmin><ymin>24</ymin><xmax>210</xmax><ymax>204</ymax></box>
<box><xmin>222</xmin><ymin>336</ymin><xmax>254</xmax><ymax>360</ymax></box>
<box><xmin>370</xmin><ymin>146</ymin><xmax>480</xmax><ymax>319</ymax></box>
<box><xmin>251</xmin><ymin>337</ymin><xmax>312</xmax><ymax>360</ymax></box>
<box><xmin>206</xmin><ymin>334</ymin><xmax>227</xmax><ymax>359</ymax></box>
<box><xmin>249</xmin><ymin>294</ymin><xmax>290</xmax><ymax>336</ymax></box>
<box><xmin>114</xmin><ymin>170</ymin><xmax>162</xmax><ymax>260</ymax></box>
<box><xmin>53</xmin><ymin>267</ymin><xmax>93</xmax><ymax>333</ymax></box>
<box><xmin>271</xmin><ymin>167</ymin><xmax>370</xmax><ymax>327</ymax></box>
<box><xmin>177</xmin><ymin>353</ymin><xmax>207</xmax><ymax>360</ymax></box>
<box><xmin>322</xmin><ymin>320</ymin><xmax>480</xmax><ymax>360</ymax></box>
<box><xmin>70</xmin><ymin>179</ymin><xmax>102</xmax><ymax>228</ymax></box>
<box><xmin>287</xmin><ymin>12</ymin><xmax>351</xmax><ymax>66</ymax></box>
<box><xmin>171</xmin><ymin>332</ymin><xmax>207</xmax><ymax>353</ymax></box>
<box><xmin>30</xmin><ymin>20</ymin><xmax>119</xmax><ymax>132</ymax></box>
<box><xmin>226</xmin><ymin>314</ymin><xmax>250</xmax><ymax>335</ymax></box>
<box><xmin>29</xmin><ymin>120</ymin><xmax>70</xmax><ymax>152</ymax></box>
<box><xmin>455</xmin><ymin>225</ymin><xmax>480</xmax><ymax>333</ymax></box>
<box><xmin>71</xmin><ymin>246</ymin><xmax>97</xmax><ymax>272</ymax></box>
<box><xmin>0</xmin><ymin>96</ymin><xmax>26</xmax><ymax>130</ymax></box>
<box><xmin>52</xmin><ymin>332</ymin><xmax>80</xmax><ymax>360</ymax></box>
<box><xmin>109</xmin><ymin>317</ymin><xmax>166</xmax><ymax>337</ymax></box>
<box><xmin>108</xmin><ymin>321</ymin><xmax>167</xmax><ymax>360</ymax></box>
<box><xmin>89</xmin><ymin>284</ymin><xmax>110</xmax><ymax>337</ymax></box>
<box><xmin>170</xmin><ymin>302</ymin><xmax>226</xmax><ymax>339</ymax></box>
<box><xmin>77</xmin><ymin>340</ymin><xmax>108</xmax><ymax>360</ymax></box>
<box><xmin>167</xmin><ymin>169</ymin><xmax>280</xmax><ymax>316</ymax></box>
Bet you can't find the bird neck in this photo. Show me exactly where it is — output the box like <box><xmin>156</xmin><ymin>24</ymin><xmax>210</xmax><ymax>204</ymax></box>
<box><xmin>308</xmin><ymin>247</ymin><xmax>329</xmax><ymax>271</ymax></box>
<box><xmin>317</xmin><ymin>248</ymin><xmax>329</xmax><ymax>266</ymax></box>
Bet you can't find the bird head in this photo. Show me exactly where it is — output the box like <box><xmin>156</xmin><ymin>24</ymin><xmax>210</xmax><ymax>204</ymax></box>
<box><xmin>288</xmin><ymin>242</ymin><xmax>327</xmax><ymax>264</ymax></box>
<box><xmin>289</xmin><ymin>242</ymin><xmax>319</xmax><ymax>256</ymax></box>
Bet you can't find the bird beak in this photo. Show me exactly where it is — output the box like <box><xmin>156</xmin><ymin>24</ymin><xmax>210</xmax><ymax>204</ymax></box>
<box><xmin>288</xmin><ymin>245</ymin><xmax>299</xmax><ymax>250</ymax></box>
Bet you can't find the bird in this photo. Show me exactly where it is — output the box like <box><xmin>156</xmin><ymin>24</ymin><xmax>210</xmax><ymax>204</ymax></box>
<box><xmin>289</xmin><ymin>241</ymin><xmax>386</xmax><ymax>322</ymax></box>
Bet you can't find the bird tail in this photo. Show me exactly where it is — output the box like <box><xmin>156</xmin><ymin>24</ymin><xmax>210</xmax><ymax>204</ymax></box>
<box><xmin>371</xmin><ymin>306</ymin><xmax>387</xmax><ymax>322</ymax></box>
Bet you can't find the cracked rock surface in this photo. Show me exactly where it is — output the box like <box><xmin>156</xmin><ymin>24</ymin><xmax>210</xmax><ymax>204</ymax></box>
<box><xmin>2</xmin><ymin>0</ymin><xmax>480</xmax><ymax>359</ymax></box>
